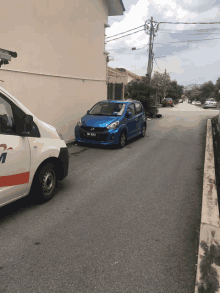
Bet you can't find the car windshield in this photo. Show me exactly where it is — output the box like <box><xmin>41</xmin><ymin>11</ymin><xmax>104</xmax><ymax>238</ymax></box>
<box><xmin>89</xmin><ymin>102</ymin><xmax>126</xmax><ymax>116</ymax></box>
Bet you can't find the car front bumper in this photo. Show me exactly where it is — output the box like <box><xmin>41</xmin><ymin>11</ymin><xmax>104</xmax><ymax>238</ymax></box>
<box><xmin>75</xmin><ymin>126</ymin><xmax>121</xmax><ymax>145</ymax></box>
<box><xmin>204</xmin><ymin>104</ymin><xmax>217</xmax><ymax>108</ymax></box>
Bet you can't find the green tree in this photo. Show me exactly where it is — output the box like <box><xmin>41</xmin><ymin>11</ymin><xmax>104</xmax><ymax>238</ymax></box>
<box><xmin>190</xmin><ymin>86</ymin><xmax>201</xmax><ymax>101</ymax></box>
<box><xmin>166</xmin><ymin>80</ymin><xmax>184</xmax><ymax>103</ymax></box>
<box><xmin>200</xmin><ymin>81</ymin><xmax>215</xmax><ymax>100</ymax></box>
<box><xmin>214</xmin><ymin>77</ymin><xmax>220</xmax><ymax>101</ymax></box>
<box><xmin>151</xmin><ymin>71</ymin><xmax>171</xmax><ymax>103</ymax></box>
<box><xmin>124</xmin><ymin>78</ymin><xmax>157</xmax><ymax>117</ymax></box>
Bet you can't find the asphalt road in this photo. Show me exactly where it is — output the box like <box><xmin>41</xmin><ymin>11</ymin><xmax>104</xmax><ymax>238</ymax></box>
<box><xmin>0</xmin><ymin>102</ymin><xmax>219</xmax><ymax>293</ymax></box>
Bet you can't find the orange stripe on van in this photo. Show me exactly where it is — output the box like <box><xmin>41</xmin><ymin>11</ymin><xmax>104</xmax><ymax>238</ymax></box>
<box><xmin>0</xmin><ymin>172</ymin><xmax>29</xmax><ymax>187</ymax></box>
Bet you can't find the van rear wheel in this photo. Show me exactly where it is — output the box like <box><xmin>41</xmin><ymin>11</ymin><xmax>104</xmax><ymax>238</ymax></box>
<box><xmin>34</xmin><ymin>163</ymin><xmax>57</xmax><ymax>202</ymax></box>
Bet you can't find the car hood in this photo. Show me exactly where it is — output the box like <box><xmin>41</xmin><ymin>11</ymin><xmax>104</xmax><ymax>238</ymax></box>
<box><xmin>81</xmin><ymin>115</ymin><xmax>121</xmax><ymax>128</ymax></box>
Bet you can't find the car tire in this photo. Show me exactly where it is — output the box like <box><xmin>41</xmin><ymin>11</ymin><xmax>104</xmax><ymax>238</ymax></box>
<box><xmin>118</xmin><ymin>131</ymin><xmax>127</xmax><ymax>148</ymax></box>
<box><xmin>141</xmin><ymin>124</ymin><xmax>146</xmax><ymax>137</ymax></box>
<box><xmin>33</xmin><ymin>162</ymin><xmax>57</xmax><ymax>203</ymax></box>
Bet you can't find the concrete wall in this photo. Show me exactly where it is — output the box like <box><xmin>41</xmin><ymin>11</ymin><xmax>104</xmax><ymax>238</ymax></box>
<box><xmin>0</xmin><ymin>0</ymin><xmax>109</xmax><ymax>142</ymax></box>
<box><xmin>0</xmin><ymin>70</ymin><xmax>106</xmax><ymax>142</ymax></box>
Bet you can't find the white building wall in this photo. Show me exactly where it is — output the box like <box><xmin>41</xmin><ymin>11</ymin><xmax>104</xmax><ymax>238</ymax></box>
<box><xmin>0</xmin><ymin>0</ymin><xmax>109</xmax><ymax>142</ymax></box>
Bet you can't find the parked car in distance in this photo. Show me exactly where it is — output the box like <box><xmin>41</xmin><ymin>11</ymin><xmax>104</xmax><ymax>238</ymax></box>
<box><xmin>188</xmin><ymin>100</ymin><xmax>192</xmax><ymax>103</ymax></box>
<box><xmin>204</xmin><ymin>98</ymin><xmax>217</xmax><ymax>109</ymax></box>
<box><xmin>179</xmin><ymin>99</ymin><xmax>183</xmax><ymax>103</ymax></box>
<box><xmin>75</xmin><ymin>100</ymin><xmax>147</xmax><ymax>148</ymax></box>
<box><xmin>192</xmin><ymin>100</ymin><xmax>196</xmax><ymax>105</ymax></box>
<box><xmin>162</xmin><ymin>98</ymin><xmax>174</xmax><ymax>107</ymax></box>
<box><xmin>195</xmin><ymin>101</ymin><xmax>201</xmax><ymax>106</ymax></box>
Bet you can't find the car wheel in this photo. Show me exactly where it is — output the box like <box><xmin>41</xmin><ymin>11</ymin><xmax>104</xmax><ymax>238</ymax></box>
<box><xmin>118</xmin><ymin>131</ymin><xmax>127</xmax><ymax>148</ymax></box>
<box><xmin>34</xmin><ymin>162</ymin><xmax>57</xmax><ymax>202</ymax></box>
<box><xmin>141</xmin><ymin>124</ymin><xmax>146</xmax><ymax>137</ymax></box>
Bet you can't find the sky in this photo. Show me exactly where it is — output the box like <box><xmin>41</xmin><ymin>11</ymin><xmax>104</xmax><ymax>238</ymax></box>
<box><xmin>106</xmin><ymin>0</ymin><xmax>220</xmax><ymax>87</ymax></box>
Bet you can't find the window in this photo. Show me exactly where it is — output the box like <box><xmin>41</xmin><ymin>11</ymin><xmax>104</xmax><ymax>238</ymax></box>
<box><xmin>0</xmin><ymin>95</ymin><xmax>15</xmax><ymax>134</ymax></box>
<box><xmin>135</xmin><ymin>102</ymin><xmax>142</xmax><ymax>114</ymax></box>
<box><xmin>127</xmin><ymin>104</ymin><xmax>135</xmax><ymax>116</ymax></box>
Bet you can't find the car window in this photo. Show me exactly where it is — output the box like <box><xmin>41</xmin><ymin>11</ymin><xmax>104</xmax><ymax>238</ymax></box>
<box><xmin>89</xmin><ymin>102</ymin><xmax>126</xmax><ymax>116</ymax></box>
<box><xmin>0</xmin><ymin>94</ymin><xmax>15</xmax><ymax>134</ymax></box>
<box><xmin>135</xmin><ymin>102</ymin><xmax>142</xmax><ymax>114</ymax></box>
<box><xmin>127</xmin><ymin>103</ymin><xmax>135</xmax><ymax>116</ymax></box>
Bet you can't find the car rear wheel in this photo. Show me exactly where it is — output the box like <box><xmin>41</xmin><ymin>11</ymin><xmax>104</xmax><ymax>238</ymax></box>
<box><xmin>118</xmin><ymin>131</ymin><xmax>127</xmax><ymax>148</ymax></box>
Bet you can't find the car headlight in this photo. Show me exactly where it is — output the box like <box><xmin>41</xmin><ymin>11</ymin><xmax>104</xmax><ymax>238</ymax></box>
<box><xmin>107</xmin><ymin>121</ymin><xmax>120</xmax><ymax>130</ymax></box>
<box><xmin>77</xmin><ymin>119</ymin><xmax>82</xmax><ymax>127</ymax></box>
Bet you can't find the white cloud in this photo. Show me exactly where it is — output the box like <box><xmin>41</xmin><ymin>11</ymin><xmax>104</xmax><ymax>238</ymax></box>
<box><xmin>107</xmin><ymin>0</ymin><xmax>220</xmax><ymax>86</ymax></box>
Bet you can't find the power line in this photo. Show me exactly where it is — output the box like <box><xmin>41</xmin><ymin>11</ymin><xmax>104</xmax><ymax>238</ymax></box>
<box><xmin>154</xmin><ymin>37</ymin><xmax>220</xmax><ymax>45</ymax></box>
<box><xmin>105</xmin><ymin>29</ymin><xmax>145</xmax><ymax>43</ymax></box>
<box><xmin>106</xmin><ymin>25</ymin><xmax>144</xmax><ymax>39</ymax></box>
<box><xmin>153</xmin><ymin>57</ymin><xmax>163</xmax><ymax>71</ymax></box>
<box><xmin>159</xmin><ymin>21</ymin><xmax>220</xmax><ymax>24</ymax></box>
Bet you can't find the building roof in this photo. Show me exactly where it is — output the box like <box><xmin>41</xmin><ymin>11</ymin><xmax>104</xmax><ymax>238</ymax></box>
<box><xmin>108</xmin><ymin>67</ymin><xmax>142</xmax><ymax>80</ymax></box>
<box><xmin>116</xmin><ymin>67</ymin><xmax>142</xmax><ymax>79</ymax></box>
<box><xmin>106</xmin><ymin>0</ymin><xmax>125</xmax><ymax>16</ymax></box>
<box><xmin>108</xmin><ymin>66</ymin><xmax>124</xmax><ymax>76</ymax></box>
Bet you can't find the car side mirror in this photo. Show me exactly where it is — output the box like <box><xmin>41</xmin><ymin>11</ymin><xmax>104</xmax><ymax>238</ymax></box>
<box><xmin>126</xmin><ymin>112</ymin><xmax>132</xmax><ymax>118</ymax></box>
<box><xmin>20</xmin><ymin>114</ymin><xmax>33</xmax><ymax>136</ymax></box>
<box><xmin>87</xmin><ymin>110</ymin><xmax>90</xmax><ymax>114</ymax></box>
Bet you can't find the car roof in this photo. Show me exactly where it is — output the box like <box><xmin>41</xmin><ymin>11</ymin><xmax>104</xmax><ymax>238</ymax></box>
<box><xmin>99</xmin><ymin>100</ymin><xmax>141</xmax><ymax>104</ymax></box>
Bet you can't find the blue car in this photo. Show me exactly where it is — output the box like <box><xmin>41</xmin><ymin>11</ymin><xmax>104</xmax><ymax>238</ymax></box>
<box><xmin>75</xmin><ymin>100</ymin><xmax>147</xmax><ymax>148</ymax></box>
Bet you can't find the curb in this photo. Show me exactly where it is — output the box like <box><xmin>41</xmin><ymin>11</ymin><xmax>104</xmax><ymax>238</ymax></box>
<box><xmin>195</xmin><ymin>119</ymin><xmax>220</xmax><ymax>292</ymax></box>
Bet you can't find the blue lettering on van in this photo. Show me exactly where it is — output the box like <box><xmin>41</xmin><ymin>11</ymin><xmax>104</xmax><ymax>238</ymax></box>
<box><xmin>0</xmin><ymin>153</ymin><xmax>7</xmax><ymax>164</ymax></box>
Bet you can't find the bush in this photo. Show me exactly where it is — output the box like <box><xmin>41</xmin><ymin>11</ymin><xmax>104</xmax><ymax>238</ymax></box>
<box><xmin>125</xmin><ymin>80</ymin><xmax>157</xmax><ymax>117</ymax></box>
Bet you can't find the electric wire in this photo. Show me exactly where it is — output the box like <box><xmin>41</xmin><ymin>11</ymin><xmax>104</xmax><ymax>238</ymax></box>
<box><xmin>106</xmin><ymin>25</ymin><xmax>144</xmax><ymax>39</ymax></box>
<box><xmin>105</xmin><ymin>29</ymin><xmax>145</xmax><ymax>43</ymax></box>
<box><xmin>153</xmin><ymin>57</ymin><xmax>163</xmax><ymax>71</ymax></box>
<box><xmin>159</xmin><ymin>21</ymin><xmax>220</xmax><ymax>24</ymax></box>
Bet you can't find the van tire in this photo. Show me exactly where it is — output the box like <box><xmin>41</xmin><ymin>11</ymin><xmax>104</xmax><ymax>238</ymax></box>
<box><xmin>34</xmin><ymin>163</ymin><xmax>57</xmax><ymax>202</ymax></box>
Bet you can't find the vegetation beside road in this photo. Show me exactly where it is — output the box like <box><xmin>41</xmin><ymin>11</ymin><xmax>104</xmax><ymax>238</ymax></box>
<box><xmin>186</xmin><ymin>78</ymin><xmax>220</xmax><ymax>103</ymax></box>
<box><xmin>124</xmin><ymin>71</ymin><xmax>184</xmax><ymax>117</ymax></box>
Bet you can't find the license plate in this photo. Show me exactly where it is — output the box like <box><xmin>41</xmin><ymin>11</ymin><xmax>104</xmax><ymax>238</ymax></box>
<box><xmin>87</xmin><ymin>132</ymin><xmax>96</xmax><ymax>137</ymax></box>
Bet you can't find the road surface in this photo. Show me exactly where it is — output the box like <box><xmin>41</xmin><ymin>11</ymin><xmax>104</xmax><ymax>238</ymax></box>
<box><xmin>0</xmin><ymin>101</ymin><xmax>218</xmax><ymax>292</ymax></box>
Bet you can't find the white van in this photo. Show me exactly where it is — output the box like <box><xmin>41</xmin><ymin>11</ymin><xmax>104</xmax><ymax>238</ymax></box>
<box><xmin>0</xmin><ymin>86</ymin><xmax>69</xmax><ymax>207</ymax></box>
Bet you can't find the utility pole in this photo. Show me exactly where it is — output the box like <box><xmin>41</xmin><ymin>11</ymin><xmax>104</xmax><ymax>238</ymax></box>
<box><xmin>145</xmin><ymin>18</ymin><xmax>159</xmax><ymax>85</ymax></box>
<box><xmin>164</xmin><ymin>69</ymin><xmax>166</xmax><ymax>98</ymax></box>
<box><xmin>147</xmin><ymin>17</ymin><xmax>153</xmax><ymax>85</ymax></box>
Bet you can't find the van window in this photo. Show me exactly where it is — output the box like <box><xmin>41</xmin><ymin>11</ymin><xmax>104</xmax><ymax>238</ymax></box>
<box><xmin>0</xmin><ymin>95</ymin><xmax>15</xmax><ymax>134</ymax></box>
